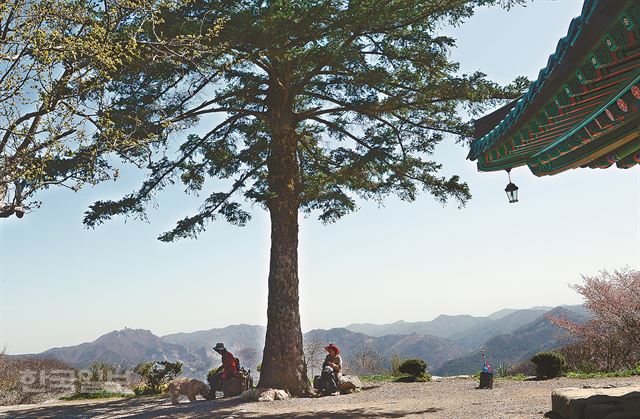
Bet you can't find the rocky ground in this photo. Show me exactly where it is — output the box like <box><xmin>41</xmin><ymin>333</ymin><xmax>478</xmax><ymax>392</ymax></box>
<box><xmin>1</xmin><ymin>376</ymin><xmax>639</xmax><ymax>418</ymax></box>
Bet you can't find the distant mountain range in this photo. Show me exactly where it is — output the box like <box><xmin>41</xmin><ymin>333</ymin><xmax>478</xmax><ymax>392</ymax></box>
<box><xmin>33</xmin><ymin>325</ymin><xmax>266</xmax><ymax>378</ymax></box>
<box><xmin>345</xmin><ymin>307</ymin><xmax>559</xmax><ymax>351</ymax></box>
<box><xmin>19</xmin><ymin>305</ymin><xmax>587</xmax><ymax>379</ymax></box>
<box><xmin>433</xmin><ymin>306</ymin><xmax>587</xmax><ymax>375</ymax></box>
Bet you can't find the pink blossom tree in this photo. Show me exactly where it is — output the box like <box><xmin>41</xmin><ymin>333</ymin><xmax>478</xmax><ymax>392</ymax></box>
<box><xmin>548</xmin><ymin>268</ymin><xmax>640</xmax><ymax>371</ymax></box>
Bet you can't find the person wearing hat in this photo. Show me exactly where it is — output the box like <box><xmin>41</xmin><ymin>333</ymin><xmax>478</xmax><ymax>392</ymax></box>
<box><xmin>207</xmin><ymin>343</ymin><xmax>238</xmax><ymax>398</ymax></box>
<box><xmin>318</xmin><ymin>343</ymin><xmax>342</xmax><ymax>396</ymax></box>
<box><xmin>213</xmin><ymin>343</ymin><xmax>238</xmax><ymax>380</ymax></box>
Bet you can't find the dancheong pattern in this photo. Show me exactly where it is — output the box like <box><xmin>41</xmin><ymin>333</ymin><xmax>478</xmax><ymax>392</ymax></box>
<box><xmin>468</xmin><ymin>0</ymin><xmax>640</xmax><ymax>176</ymax></box>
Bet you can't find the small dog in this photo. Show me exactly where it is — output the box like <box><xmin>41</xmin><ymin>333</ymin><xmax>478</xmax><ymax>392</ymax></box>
<box><xmin>167</xmin><ymin>378</ymin><xmax>210</xmax><ymax>404</ymax></box>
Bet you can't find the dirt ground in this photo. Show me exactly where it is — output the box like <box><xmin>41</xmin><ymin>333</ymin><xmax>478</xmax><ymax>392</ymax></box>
<box><xmin>1</xmin><ymin>376</ymin><xmax>639</xmax><ymax>418</ymax></box>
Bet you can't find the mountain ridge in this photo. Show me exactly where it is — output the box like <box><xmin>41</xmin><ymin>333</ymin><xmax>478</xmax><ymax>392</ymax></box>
<box><xmin>18</xmin><ymin>305</ymin><xmax>586</xmax><ymax>379</ymax></box>
<box><xmin>434</xmin><ymin>306</ymin><xmax>588</xmax><ymax>375</ymax></box>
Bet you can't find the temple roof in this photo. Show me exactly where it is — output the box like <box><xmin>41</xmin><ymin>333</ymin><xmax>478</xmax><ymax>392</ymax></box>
<box><xmin>468</xmin><ymin>0</ymin><xmax>640</xmax><ymax>176</ymax></box>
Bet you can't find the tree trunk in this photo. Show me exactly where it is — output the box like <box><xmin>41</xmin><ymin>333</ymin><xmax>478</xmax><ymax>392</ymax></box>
<box><xmin>257</xmin><ymin>74</ymin><xmax>311</xmax><ymax>396</ymax></box>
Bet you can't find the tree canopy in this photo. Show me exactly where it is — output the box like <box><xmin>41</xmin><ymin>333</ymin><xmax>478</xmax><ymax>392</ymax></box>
<box><xmin>0</xmin><ymin>0</ymin><xmax>149</xmax><ymax>218</ymax></box>
<box><xmin>550</xmin><ymin>268</ymin><xmax>640</xmax><ymax>371</ymax></box>
<box><xmin>83</xmin><ymin>0</ymin><xmax>526</xmax><ymax>237</ymax></box>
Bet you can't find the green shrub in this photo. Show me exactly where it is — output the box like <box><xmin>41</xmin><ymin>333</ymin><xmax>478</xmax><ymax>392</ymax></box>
<box><xmin>496</xmin><ymin>363</ymin><xmax>511</xmax><ymax>377</ymax></box>
<box><xmin>398</xmin><ymin>359</ymin><xmax>428</xmax><ymax>377</ymax></box>
<box><xmin>531</xmin><ymin>352</ymin><xmax>566</xmax><ymax>379</ymax></box>
<box><xmin>575</xmin><ymin>361</ymin><xmax>598</xmax><ymax>374</ymax></box>
<box><xmin>133</xmin><ymin>361</ymin><xmax>182</xmax><ymax>394</ymax></box>
<box><xmin>133</xmin><ymin>385</ymin><xmax>156</xmax><ymax>396</ymax></box>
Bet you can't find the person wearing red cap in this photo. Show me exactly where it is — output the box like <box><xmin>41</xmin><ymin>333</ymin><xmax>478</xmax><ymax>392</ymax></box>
<box><xmin>323</xmin><ymin>344</ymin><xmax>342</xmax><ymax>375</ymax></box>
<box><xmin>318</xmin><ymin>343</ymin><xmax>342</xmax><ymax>396</ymax></box>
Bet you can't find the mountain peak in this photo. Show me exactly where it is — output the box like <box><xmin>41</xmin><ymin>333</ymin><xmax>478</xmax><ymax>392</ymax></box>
<box><xmin>434</xmin><ymin>314</ymin><xmax>475</xmax><ymax>320</ymax></box>
<box><xmin>92</xmin><ymin>328</ymin><xmax>159</xmax><ymax>346</ymax></box>
<box><xmin>100</xmin><ymin>328</ymin><xmax>154</xmax><ymax>337</ymax></box>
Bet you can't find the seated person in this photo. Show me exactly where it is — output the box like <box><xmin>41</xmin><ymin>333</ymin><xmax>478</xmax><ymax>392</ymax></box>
<box><xmin>207</xmin><ymin>342</ymin><xmax>238</xmax><ymax>398</ymax></box>
<box><xmin>317</xmin><ymin>343</ymin><xmax>342</xmax><ymax>396</ymax></box>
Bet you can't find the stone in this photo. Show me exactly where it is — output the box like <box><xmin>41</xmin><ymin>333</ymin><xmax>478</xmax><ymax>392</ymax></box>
<box><xmin>604</xmin><ymin>413</ymin><xmax>640</xmax><ymax>419</ymax></box>
<box><xmin>604</xmin><ymin>399</ymin><xmax>640</xmax><ymax>418</ymax></box>
<box><xmin>585</xmin><ymin>403</ymin><xmax>620</xmax><ymax>419</ymax></box>
<box><xmin>338</xmin><ymin>375</ymin><xmax>363</xmax><ymax>394</ymax></box>
<box><xmin>551</xmin><ymin>385</ymin><xmax>640</xmax><ymax>419</ymax></box>
<box><xmin>240</xmin><ymin>388</ymin><xmax>290</xmax><ymax>402</ymax></box>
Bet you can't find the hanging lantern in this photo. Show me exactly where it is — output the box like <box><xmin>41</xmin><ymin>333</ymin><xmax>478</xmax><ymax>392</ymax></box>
<box><xmin>505</xmin><ymin>169</ymin><xmax>519</xmax><ymax>203</ymax></box>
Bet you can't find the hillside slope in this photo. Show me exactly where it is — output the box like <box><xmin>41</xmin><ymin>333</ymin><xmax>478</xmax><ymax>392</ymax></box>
<box><xmin>433</xmin><ymin>306</ymin><xmax>587</xmax><ymax>375</ymax></box>
<box><xmin>345</xmin><ymin>315</ymin><xmax>489</xmax><ymax>339</ymax></box>
<box><xmin>304</xmin><ymin>328</ymin><xmax>466</xmax><ymax>372</ymax></box>
<box><xmin>450</xmin><ymin>308</ymin><xmax>549</xmax><ymax>350</ymax></box>
<box><xmin>38</xmin><ymin>328</ymin><xmax>208</xmax><ymax>376</ymax></box>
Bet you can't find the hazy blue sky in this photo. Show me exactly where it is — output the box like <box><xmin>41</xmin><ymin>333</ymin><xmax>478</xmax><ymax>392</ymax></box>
<box><xmin>2</xmin><ymin>1</ymin><xmax>638</xmax><ymax>354</ymax></box>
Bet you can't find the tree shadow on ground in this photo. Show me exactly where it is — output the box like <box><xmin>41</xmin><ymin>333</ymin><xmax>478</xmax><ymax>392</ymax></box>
<box><xmin>0</xmin><ymin>396</ymin><xmax>242</xmax><ymax>418</ymax></box>
<box><xmin>0</xmin><ymin>395</ymin><xmax>443</xmax><ymax>418</ymax></box>
<box><xmin>225</xmin><ymin>407</ymin><xmax>444</xmax><ymax>418</ymax></box>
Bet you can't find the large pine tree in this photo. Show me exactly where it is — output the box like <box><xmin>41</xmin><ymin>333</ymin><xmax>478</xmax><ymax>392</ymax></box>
<box><xmin>83</xmin><ymin>0</ymin><xmax>525</xmax><ymax>395</ymax></box>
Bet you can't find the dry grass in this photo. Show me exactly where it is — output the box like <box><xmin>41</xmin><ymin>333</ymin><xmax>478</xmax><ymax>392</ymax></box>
<box><xmin>0</xmin><ymin>349</ymin><xmax>73</xmax><ymax>406</ymax></box>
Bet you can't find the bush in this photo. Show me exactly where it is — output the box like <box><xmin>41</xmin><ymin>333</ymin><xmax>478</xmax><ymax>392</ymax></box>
<box><xmin>0</xmin><ymin>353</ymin><xmax>72</xmax><ymax>406</ymax></box>
<box><xmin>531</xmin><ymin>352</ymin><xmax>566</xmax><ymax>379</ymax></box>
<box><xmin>509</xmin><ymin>360</ymin><xmax>535</xmax><ymax>376</ymax></box>
<box><xmin>574</xmin><ymin>360</ymin><xmax>598</xmax><ymax>374</ymax></box>
<box><xmin>389</xmin><ymin>355</ymin><xmax>403</xmax><ymax>376</ymax></box>
<box><xmin>398</xmin><ymin>359</ymin><xmax>428</xmax><ymax>377</ymax></box>
<box><xmin>496</xmin><ymin>363</ymin><xmax>510</xmax><ymax>377</ymax></box>
<box><xmin>133</xmin><ymin>361</ymin><xmax>182</xmax><ymax>394</ymax></box>
<box><xmin>88</xmin><ymin>362</ymin><xmax>117</xmax><ymax>382</ymax></box>
<box><xmin>549</xmin><ymin>269</ymin><xmax>640</xmax><ymax>372</ymax></box>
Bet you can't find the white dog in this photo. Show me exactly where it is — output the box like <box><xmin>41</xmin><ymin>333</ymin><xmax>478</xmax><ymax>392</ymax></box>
<box><xmin>167</xmin><ymin>378</ymin><xmax>210</xmax><ymax>404</ymax></box>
